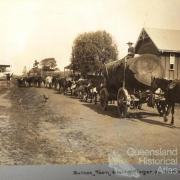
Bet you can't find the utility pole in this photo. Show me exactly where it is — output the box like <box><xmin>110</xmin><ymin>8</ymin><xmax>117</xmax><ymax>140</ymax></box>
<box><xmin>123</xmin><ymin>56</ymin><xmax>127</xmax><ymax>88</ymax></box>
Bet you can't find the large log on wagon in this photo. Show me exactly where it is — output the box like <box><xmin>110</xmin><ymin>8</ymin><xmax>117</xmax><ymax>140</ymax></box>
<box><xmin>103</xmin><ymin>54</ymin><xmax>165</xmax><ymax>92</ymax></box>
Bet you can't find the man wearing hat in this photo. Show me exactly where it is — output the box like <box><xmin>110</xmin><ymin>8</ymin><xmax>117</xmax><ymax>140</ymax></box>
<box><xmin>127</xmin><ymin>41</ymin><xmax>135</xmax><ymax>59</ymax></box>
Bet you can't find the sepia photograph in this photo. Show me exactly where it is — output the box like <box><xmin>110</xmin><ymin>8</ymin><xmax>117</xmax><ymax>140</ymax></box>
<box><xmin>0</xmin><ymin>0</ymin><xmax>180</xmax><ymax>179</ymax></box>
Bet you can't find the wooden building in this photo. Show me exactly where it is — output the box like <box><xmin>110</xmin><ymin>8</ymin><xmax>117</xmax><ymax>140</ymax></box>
<box><xmin>0</xmin><ymin>65</ymin><xmax>10</xmax><ymax>72</ymax></box>
<box><xmin>134</xmin><ymin>28</ymin><xmax>180</xmax><ymax>80</ymax></box>
<box><xmin>0</xmin><ymin>65</ymin><xmax>11</xmax><ymax>80</ymax></box>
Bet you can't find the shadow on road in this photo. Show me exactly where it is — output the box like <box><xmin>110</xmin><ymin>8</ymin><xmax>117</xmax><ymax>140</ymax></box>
<box><xmin>53</xmin><ymin>91</ymin><xmax>62</xmax><ymax>95</ymax></box>
<box><xmin>82</xmin><ymin>102</ymin><xmax>159</xmax><ymax>120</ymax></box>
<box><xmin>56</xmin><ymin>93</ymin><xmax>180</xmax><ymax>129</ymax></box>
<box><xmin>131</xmin><ymin>111</ymin><xmax>180</xmax><ymax>129</ymax></box>
<box><xmin>82</xmin><ymin>102</ymin><xmax>180</xmax><ymax>129</ymax></box>
<box><xmin>82</xmin><ymin>102</ymin><xmax>120</xmax><ymax>118</ymax></box>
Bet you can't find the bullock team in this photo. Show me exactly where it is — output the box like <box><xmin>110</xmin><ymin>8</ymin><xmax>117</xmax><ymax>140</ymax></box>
<box><xmin>16</xmin><ymin>74</ymin><xmax>103</xmax><ymax>104</ymax></box>
<box><xmin>16</xmin><ymin>74</ymin><xmax>180</xmax><ymax>125</ymax></box>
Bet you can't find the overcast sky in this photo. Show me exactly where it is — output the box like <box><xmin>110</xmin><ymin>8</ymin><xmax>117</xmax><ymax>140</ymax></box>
<box><xmin>0</xmin><ymin>0</ymin><xmax>180</xmax><ymax>74</ymax></box>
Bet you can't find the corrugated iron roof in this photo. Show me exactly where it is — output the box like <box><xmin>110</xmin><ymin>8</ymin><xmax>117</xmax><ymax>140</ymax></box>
<box><xmin>143</xmin><ymin>27</ymin><xmax>180</xmax><ymax>52</ymax></box>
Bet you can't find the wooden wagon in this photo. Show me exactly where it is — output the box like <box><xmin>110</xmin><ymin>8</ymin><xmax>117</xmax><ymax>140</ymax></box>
<box><xmin>99</xmin><ymin>54</ymin><xmax>165</xmax><ymax>117</ymax></box>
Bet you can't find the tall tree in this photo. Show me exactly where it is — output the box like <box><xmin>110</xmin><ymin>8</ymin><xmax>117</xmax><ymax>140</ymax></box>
<box><xmin>71</xmin><ymin>31</ymin><xmax>118</xmax><ymax>76</ymax></box>
<box><xmin>40</xmin><ymin>58</ymin><xmax>57</xmax><ymax>71</ymax></box>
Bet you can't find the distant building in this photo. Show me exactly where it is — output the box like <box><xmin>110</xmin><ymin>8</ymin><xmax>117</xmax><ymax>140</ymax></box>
<box><xmin>0</xmin><ymin>65</ymin><xmax>11</xmax><ymax>80</ymax></box>
<box><xmin>0</xmin><ymin>65</ymin><xmax>10</xmax><ymax>72</ymax></box>
<box><xmin>134</xmin><ymin>27</ymin><xmax>180</xmax><ymax>80</ymax></box>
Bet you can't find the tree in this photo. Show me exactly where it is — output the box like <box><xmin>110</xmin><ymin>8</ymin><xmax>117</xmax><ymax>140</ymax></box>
<box><xmin>40</xmin><ymin>58</ymin><xmax>57</xmax><ymax>71</ymax></box>
<box><xmin>71</xmin><ymin>31</ymin><xmax>118</xmax><ymax>76</ymax></box>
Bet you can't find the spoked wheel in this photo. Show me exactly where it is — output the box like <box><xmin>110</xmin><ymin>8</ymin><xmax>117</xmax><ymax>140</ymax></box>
<box><xmin>156</xmin><ymin>100</ymin><xmax>170</xmax><ymax>116</ymax></box>
<box><xmin>117</xmin><ymin>88</ymin><xmax>130</xmax><ymax>118</ymax></box>
<box><xmin>100</xmin><ymin>88</ymin><xmax>108</xmax><ymax>111</ymax></box>
<box><xmin>138</xmin><ymin>103</ymin><xmax>143</xmax><ymax>110</ymax></box>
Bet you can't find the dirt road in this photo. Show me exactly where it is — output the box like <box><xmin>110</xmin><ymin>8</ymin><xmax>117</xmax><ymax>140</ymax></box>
<box><xmin>0</xmin><ymin>81</ymin><xmax>180</xmax><ymax>165</ymax></box>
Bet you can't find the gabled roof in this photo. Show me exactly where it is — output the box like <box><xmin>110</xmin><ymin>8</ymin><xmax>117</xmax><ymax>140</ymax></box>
<box><xmin>135</xmin><ymin>27</ymin><xmax>180</xmax><ymax>53</ymax></box>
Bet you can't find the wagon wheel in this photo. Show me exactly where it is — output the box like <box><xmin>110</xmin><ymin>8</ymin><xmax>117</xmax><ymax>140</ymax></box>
<box><xmin>100</xmin><ymin>88</ymin><xmax>108</xmax><ymax>111</ymax></box>
<box><xmin>117</xmin><ymin>88</ymin><xmax>130</xmax><ymax>118</ymax></box>
<box><xmin>130</xmin><ymin>100</ymin><xmax>135</xmax><ymax>109</ymax></box>
<box><xmin>156</xmin><ymin>100</ymin><xmax>170</xmax><ymax>116</ymax></box>
<box><xmin>138</xmin><ymin>103</ymin><xmax>143</xmax><ymax>110</ymax></box>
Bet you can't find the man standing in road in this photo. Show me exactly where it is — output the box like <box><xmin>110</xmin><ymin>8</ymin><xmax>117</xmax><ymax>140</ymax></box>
<box><xmin>6</xmin><ymin>73</ymin><xmax>12</xmax><ymax>87</ymax></box>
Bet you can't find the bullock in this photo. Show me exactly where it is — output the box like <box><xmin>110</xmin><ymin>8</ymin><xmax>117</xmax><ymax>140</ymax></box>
<box><xmin>45</xmin><ymin>76</ymin><xmax>53</xmax><ymax>88</ymax></box>
<box><xmin>33</xmin><ymin>76</ymin><xmax>44</xmax><ymax>87</ymax></box>
<box><xmin>151</xmin><ymin>77</ymin><xmax>180</xmax><ymax>125</ymax></box>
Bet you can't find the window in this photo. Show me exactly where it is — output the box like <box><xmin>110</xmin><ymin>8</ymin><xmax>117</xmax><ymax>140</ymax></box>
<box><xmin>170</xmin><ymin>53</ymin><xmax>175</xmax><ymax>70</ymax></box>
